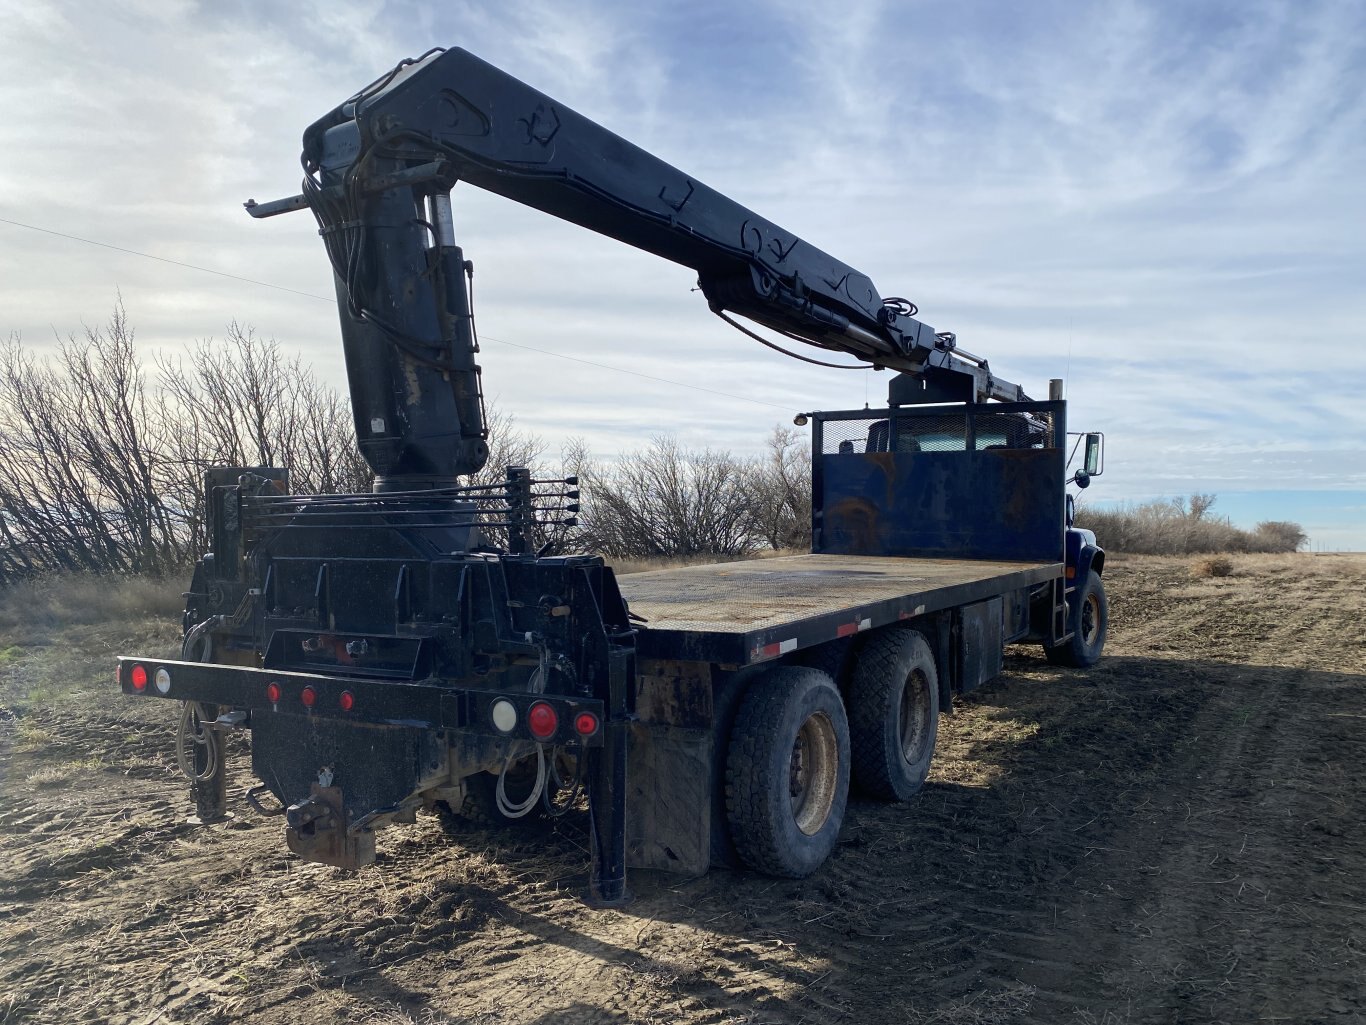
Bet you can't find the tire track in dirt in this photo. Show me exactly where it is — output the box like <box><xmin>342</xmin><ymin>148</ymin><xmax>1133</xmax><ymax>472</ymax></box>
<box><xmin>983</xmin><ymin>661</ymin><xmax>1366</xmax><ymax>1023</ymax></box>
<box><xmin>918</xmin><ymin>556</ymin><xmax>1366</xmax><ymax>1023</ymax></box>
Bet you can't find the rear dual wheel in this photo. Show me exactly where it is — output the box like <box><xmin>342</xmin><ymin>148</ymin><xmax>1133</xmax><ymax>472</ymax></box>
<box><xmin>725</xmin><ymin>667</ymin><xmax>850</xmax><ymax>878</ymax></box>
<box><xmin>847</xmin><ymin>628</ymin><xmax>940</xmax><ymax>801</ymax></box>
<box><xmin>724</xmin><ymin>631</ymin><xmax>943</xmax><ymax>877</ymax></box>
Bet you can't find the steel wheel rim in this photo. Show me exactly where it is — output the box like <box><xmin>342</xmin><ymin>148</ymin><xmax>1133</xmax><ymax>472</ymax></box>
<box><xmin>1081</xmin><ymin>592</ymin><xmax>1101</xmax><ymax>646</ymax></box>
<box><xmin>789</xmin><ymin>711</ymin><xmax>838</xmax><ymax>836</ymax></box>
<box><xmin>899</xmin><ymin>669</ymin><xmax>931</xmax><ymax>765</ymax></box>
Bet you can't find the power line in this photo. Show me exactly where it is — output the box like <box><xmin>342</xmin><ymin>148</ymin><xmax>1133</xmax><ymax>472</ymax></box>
<box><xmin>0</xmin><ymin>214</ymin><xmax>794</xmax><ymax>413</ymax></box>
<box><xmin>0</xmin><ymin>215</ymin><xmax>336</xmax><ymax>304</ymax></box>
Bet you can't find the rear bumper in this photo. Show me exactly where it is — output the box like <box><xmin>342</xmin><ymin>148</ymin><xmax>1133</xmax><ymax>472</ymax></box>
<box><xmin>115</xmin><ymin>656</ymin><xmax>604</xmax><ymax>747</ymax></box>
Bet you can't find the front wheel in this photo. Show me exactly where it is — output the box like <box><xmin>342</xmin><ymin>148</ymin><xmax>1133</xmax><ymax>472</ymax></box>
<box><xmin>1046</xmin><ymin>569</ymin><xmax>1108</xmax><ymax>667</ymax></box>
<box><xmin>725</xmin><ymin>667</ymin><xmax>850</xmax><ymax>878</ymax></box>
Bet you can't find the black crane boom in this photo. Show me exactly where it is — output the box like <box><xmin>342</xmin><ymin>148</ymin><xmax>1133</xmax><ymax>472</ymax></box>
<box><xmin>248</xmin><ymin>47</ymin><xmax>1025</xmax><ymax>487</ymax></box>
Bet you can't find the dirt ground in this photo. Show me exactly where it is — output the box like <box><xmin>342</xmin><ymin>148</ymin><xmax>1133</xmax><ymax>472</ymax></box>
<box><xmin>2</xmin><ymin>553</ymin><xmax>1364</xmax><ymax>1024</ymax></box>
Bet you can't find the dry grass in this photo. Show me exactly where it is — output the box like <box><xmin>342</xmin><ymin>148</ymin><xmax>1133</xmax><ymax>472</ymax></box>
<box><xmin>0</xmin><ymin>573</ymin><xmax>185</xmax><ymax>642</ymax></box>
<box><xmin>361</xmin><ymin>1008</ymin><xmax>501</xmax><ymax>1025</ymax></box>
<box><xmin>0</xmin><ymin>573</ymin><xmax>183</xmax><ymax>714</ymax></box>
<box><xmin>25</xmin><ymin>758</ymin><xmax>103</xmax><ymax>789</ymax></box>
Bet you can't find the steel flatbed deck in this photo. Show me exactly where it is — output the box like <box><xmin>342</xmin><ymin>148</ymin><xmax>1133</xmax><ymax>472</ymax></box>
<box><xmin>619</xmin><ymin>553</ymin><xmax>1060</xmax><ymax>666</ymax></box>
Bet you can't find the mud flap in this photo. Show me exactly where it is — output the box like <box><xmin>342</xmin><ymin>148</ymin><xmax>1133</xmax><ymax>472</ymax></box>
<box><xmin>284</xmin><ymin>784</ymin><xmax>376</xmax><ymax>869</ymax></box>
<box><xmin>626</xmin><ymin>722</ymin><xmax>711</xmax><ymax>876</ymax></box>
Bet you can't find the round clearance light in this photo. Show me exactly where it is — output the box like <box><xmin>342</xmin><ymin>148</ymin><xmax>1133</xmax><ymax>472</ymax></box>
<box><xmin>266</xmin><ymin>681</ymin><xmax>282</xmax><ymax>704</ymax></box>
<box><xmin>300</xmin><ymin>686</ymin><xmax>317</xmax><ymax>709</ymax></box>
<box><xmin>527</xmin><ymin>701</ymin><xmax>558</xmax><ymax>741</ymax></box>
<box><xmin>153</xmin><ymin>667</ymin><xmax>172</xmax><ymax>695</ymax></box>
<box><xmin>339</xmin><ymin>690</ymin><xmax>355</xmax><ymax>712</ymax></box>
<box><xmin>130</xmin><ymin>664</ymin><xmax>148</xmax><ymax>692</ymax></box>
<box><xmin>574</xmin><ymin>711</ymin><xmax>599</xmax><ymax>737</ymax></box>
<box><xmin>490</xmin><ymin>699</ymin><xmax>517</xmax><ymax>733</ymax></box>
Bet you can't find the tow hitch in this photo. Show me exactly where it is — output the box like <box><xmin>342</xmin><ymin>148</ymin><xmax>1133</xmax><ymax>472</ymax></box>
<box><xmin>284</xmin><ymin>784</ymin><xmax>375</xmax><ymax>869</ymax></box>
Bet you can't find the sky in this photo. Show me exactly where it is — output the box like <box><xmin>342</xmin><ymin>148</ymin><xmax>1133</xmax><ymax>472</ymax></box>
<box><xmin>1</xmin><ymin>0</ymin><xmax>1364</xmax><ymax>548</ymax></box>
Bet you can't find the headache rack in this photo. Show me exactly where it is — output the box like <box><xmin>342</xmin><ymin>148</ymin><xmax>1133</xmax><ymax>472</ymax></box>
<box><xmin>237</xmin><ymin>466</ymin><xmax>581</xmax><ymax>556</ymax></box>
<box><xmin>810</xmin><ymin>400</ymin><xmax>1067</xmax><ymax>563</ymax></box>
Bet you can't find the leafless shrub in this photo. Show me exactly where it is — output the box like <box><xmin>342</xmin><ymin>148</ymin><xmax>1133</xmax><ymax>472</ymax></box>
<box><xmin>0</xmin><ymin>303</ymin><xmax>184</xmax><ymax>579</ymax></box>
<box><xmin>0</xmin><ymin>302</ymin><xmax>816</xmax><ymax>584</ymax></box>
<box><xmin>156</xmin><ymin>323</ymin><xmax>370</xmax><ymax>549</ymax></box>
<box><xmin>1250</xmin><ymin>520</ymin><xmax>1307</xmax><ymax>553</ymax></box>
<box><xmin>0</xmin><ymin>304</ymin><xmax>366</xmax><ymax>584</ymax></box>
<box><xmin>749</xmin><ymin>426</ymin><xmax>812</xmax><ymax>550</ymax></box>
<box><xmin>577</xmin><ymin>435</ymin><xmax>761</xmax><ymax>559</ymax></box>
<box><xmin>1191</xmin><ymin>554</ymin><xmax>1235</xmax><ymax>578</ymax></box>
<box><xmin>1076</xmin><ymin>495</ymin><xmax>1306</xmax><ymax>556</ymax></box>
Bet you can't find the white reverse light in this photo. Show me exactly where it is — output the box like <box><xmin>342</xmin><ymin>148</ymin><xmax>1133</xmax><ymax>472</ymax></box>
<box><xmin>154</xmin><ymin>667</ymin><xmax>172</xmax><ymax>695</ymax></box>
<box><xmin>490</xmin><ymin>699</ymin><xmax>517</xmax><ymax>733</ymax></box>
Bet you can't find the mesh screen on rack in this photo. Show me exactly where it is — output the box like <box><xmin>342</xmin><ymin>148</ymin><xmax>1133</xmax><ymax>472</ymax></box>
<box><xmin>820</xmin><ymin>418</ymin><xmax>879</xmax><ymax>454</ymax></box>
<box><xmin>819</xmin><ymin>410</ymin><xmax>1055</xmax><ymax>455</ymax></box>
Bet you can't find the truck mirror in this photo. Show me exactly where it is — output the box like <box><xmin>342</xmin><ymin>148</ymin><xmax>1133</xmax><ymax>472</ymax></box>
<box><xmin>1073</xmin><ymin>470</ymin><xmax>1091</xmax><ymax>489</ymax></box>
<box><xmin>1066</xmin><ymin>494</ymin><xmax>1076</xmax><ymax>526</ymax></box>
<box><xmin>1084</xmin><ymin>433</ymin><xmax>1103</xmax><ymax>476</ymax></box>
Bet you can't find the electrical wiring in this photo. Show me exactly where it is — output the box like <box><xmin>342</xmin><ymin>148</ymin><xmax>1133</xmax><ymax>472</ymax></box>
<box><xmin>495</xmin><ymin>664</ymin><xmax>548</xmax><ymax>819</ymax></box>
<box><xmin>176</xmin><ymin>620</ymin><xmax>222</xmax><ymax>784</ymax></box>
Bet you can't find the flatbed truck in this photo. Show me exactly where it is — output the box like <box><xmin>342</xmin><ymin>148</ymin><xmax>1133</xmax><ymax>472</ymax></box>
<box><xmin>116</xmin><ymin>48</ymin><xmax>1107</xmax><ymax>903</ymax></box>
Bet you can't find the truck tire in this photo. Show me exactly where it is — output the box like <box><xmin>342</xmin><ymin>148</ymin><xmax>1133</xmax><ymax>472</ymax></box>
<box><xmin>1046</xmin><ymin>570</ymin><xmax>1108</xmax><ymax>668</ymax></box>
<box><xmin>795</xmin><ymin>636</ymin><xmax>854</xmax><ymax>690</ymax></box>
<box><xmin>725</xmin><ymin>667</ymin><xmax>850</xmax><ymax>878</ymax></box>
<box><xmin>847</xmin><ymin>628</ymin><xmax>939</xmax><ymax>801</ymax></box>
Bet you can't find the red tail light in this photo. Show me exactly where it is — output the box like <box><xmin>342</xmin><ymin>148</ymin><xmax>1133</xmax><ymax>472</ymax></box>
<box><xmin>527</xmin><ymin>701</ymin><xmax>558</xmax><ymax>740</ymax></box>
<box><xmin>266</xmin><ymin>682</ymin><xmax>282</xmax><ymax>704</ymax></box>
<box><xmin>574</xmin><ymin>712</ymin><xmax>599</xmax><ymax>736</ymax></box>
<box><xmin>339</xmin><ymin>690</ymin><xmax>355</xmax><ymax>712</ymax></box>
<box><xmin>300</xmin><ymin>686</ymin><xmax>317</xmax><ymax>708</ymax></box>
<box><xmin>130</xmin><ymin>664</ymin><xmax>148</xmax><ymax>692</ymax></box>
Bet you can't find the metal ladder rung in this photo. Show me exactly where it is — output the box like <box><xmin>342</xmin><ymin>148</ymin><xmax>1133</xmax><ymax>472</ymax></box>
<box><xmin>1052</xmin><ymin>577</ymin><xmax>1074</xmax><ymax>643</ymax></box>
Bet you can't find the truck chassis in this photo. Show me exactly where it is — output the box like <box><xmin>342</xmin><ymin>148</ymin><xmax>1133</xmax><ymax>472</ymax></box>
<box><xmin>119</xmin><ymin>400</ymin><xmax>1105</xmax><ymax>902</ymax></box>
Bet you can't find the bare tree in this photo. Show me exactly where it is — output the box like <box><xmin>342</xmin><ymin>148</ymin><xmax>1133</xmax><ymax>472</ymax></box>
<box><xmin>156</xmin><ymin>324</ymin><xmax>369</xmax><ymax>549</ymax></box>
<box><xmin>749</xmin><ymin>426</ymin><xmax>811</xmax><ymax>551</ymax></box>
<box><xmin>0</xmin><ymin>304</ymin><xmax>376</xmax><ymax>582</ymax></box>
<box><xmin>579</xmin><ymin>435</ymin><xmax>760</xmax><ymax>559</ymax></box>
<box><xmin>1187</xmin><ymin>493</ymin><xmax>1217</xmax><ymax>521</ymax></box>
<box><xmin>0</xmin><ymin>301</ymin><xmax>819</xmax><ymax>583</ymax></box>
<box><xmin>0</xmin><ymin>304</ymin><xmax>185</xmax><ymax>578</ymax></box>
<box><xmin>1075</xmin><ymin>497</ymin><xmax>1310</xmax><ymax>556</ymax></box>
<box><xmin>1252</xmin><ymin>521</ymin><xmax>1308</xmax><ymax>553</ymax></box>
